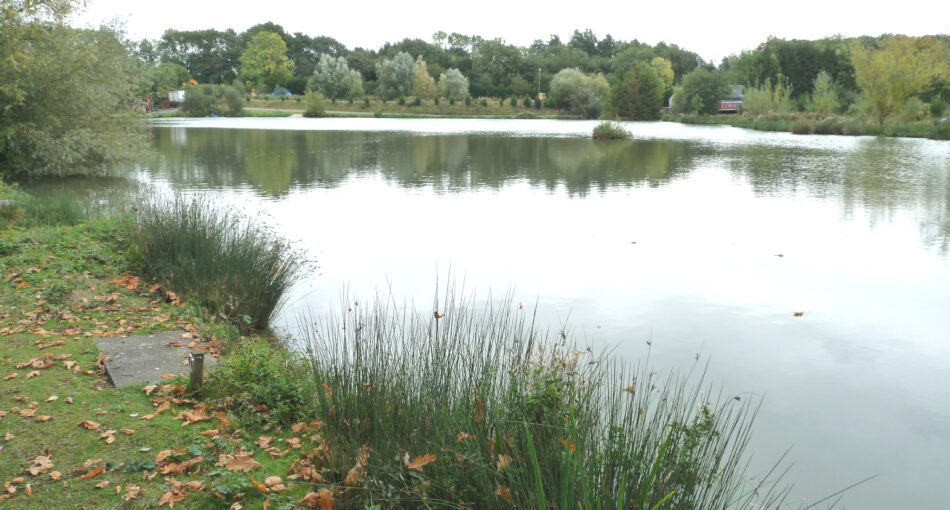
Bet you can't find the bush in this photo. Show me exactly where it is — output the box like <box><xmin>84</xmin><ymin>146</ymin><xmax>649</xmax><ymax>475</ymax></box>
<box><xmin>412</xmin><ymin>96</ymin><xmax>422</xmax><ymax>106</ymax></box>
<box><xmin>374</xmin><ymin>109</ymin><xmax>383</xmax><ymax>117</ymax></box>
<box><xmin>522</xmin><ymin>96</ymin><xmax>531</xmax><ymax>107</ymax></box>
<box><xmin>510</xmin><ymin>96</ymin><xmax>519</xmax><ymax>106</ymax></box>
<box><xmin>465</xmin><ymin>96</ymin><xmax>472</xmax><ymax>106</ymax></box>
<box><xmin>183</xmin><ymin>84</ymin><xmax>245</xmax><ymax>117</ymax></box>
<box><xmin>131</xmin><ymin>197</ymin><xmax>305</xmax><ymax>331</ymax></box>
<box><xmin>208</xmin><ymin>337</ymin><xmax>313</xmax><ymax>426</ymax></box>
<box><xmin>790</xmin><ymin>118</ymin><xmax>815</xmax><ymax>134</ymax></box>
<box><xmin>362</xmin><ymin>96</ymin><xmax>371</xmax><ymax>108</ymax></box>
<box><xmin>398</xmin><ymin>96</ymin><xmax>406</xmax><ymax>106</ymax></box>
<box><xmin>449</xmin><ymin>96</ymin><xmax>457</xmax><ymax>105</ymax></box>
<box><xmin>550</xmin><ymin>68</ymin><xmax>610</xmax><ymax>118</ymax></box>
<box><xmin>480</xmin><ymin>98</ymin><xmax>488</xmax><ymax>107</ymax></box>
<box><xmin>592</xmin><ymin>120</ymin><xmax>631</xmax><ymax>139</ymax></box>
<box><xmin>304</xmin><ymin>91</ymin><xmax>326</xmax><ymax>118</ymax></box>
<box><xmin>433</xmin><ymin>96</ymin><xmax>440</xmax><ymax>105</ymax></box>
<box><xmin>931</xmin><ymin>98</ymin><xmax>947</xmax><ymax>118</ymax></box>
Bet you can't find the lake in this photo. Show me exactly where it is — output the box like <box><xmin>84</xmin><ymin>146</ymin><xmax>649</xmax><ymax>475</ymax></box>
<box><xmin>41</xmin><ymin>118</ymin><xmax>950</xmax><ymax>508</ymax></box>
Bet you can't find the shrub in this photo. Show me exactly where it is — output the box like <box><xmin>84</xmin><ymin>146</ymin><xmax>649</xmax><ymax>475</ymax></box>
<box><xmin>433</xmin><ymin>96</ymin><xmax>440</xmax><ymax>105</ymax></box>
<box><xmin>931</xmin><ymin>97</ymin><xmax>947</xmax><ymax>118</ymax></box>
<box><xmin>522</xmin><ymin>96</ymin><xmax>531</xmax><ymax>107</ymax></box>
<box><xmin>510</xmin><ymin>96</ymin><xmax>519</xmax><ymax>106</ymax></box>
<box><xmin>465</xmin><ymin>96</ymin><xmax>472</xmax><ymax>106</ymax></box>
<box><xmin>437</xmin><ymin>68</ymin><xmax>470</xmax><ymax>99</ymax></box>
<box><xmin>480</xmin><ymin>98</ymin><xmax>488</xmax><ymax>107</ymax></box>
<box><xmin>374</xmin><ymin>109</ymin><xmax>383</xmax><ymax>118</ymax></box>
<box><xmin>449</xmin><ymin>96</ymin><xmax>457</xmax><ymax>105</ymax></box>
<box><xmin>131</xmin><ymin>197</ymin><xmax>305</xmax><ymax>331</ymax></box>
<box><xmin>208</xmin><ymin>337</ymin><xmax>314</xmax><ymax>426</ymax></box>
<box><xmin>550</xmin><ymin>68</ymin><xmax>610</xmax><ymax>118</ymax></box>
<box><xmin>790</xmin><ymin>118</ymin><xmax>815</xmax><ymax>134</ymax></box>
<box><xmin>592</xmin><ymin>120</ymin><xmax>631</xmax><ymax>140</ymax></box>
<box><xmin>412</xmin><ymin>96</ymin><xmax>422</xmax><ymax>106</ymax></box>
<box><xmin>182</xmin><ymin>85</ymin><xmax>246</xmax><ymax>117</ymax></box>
<box><xmin>304</xmin><ymin>91</ymin><xmax>326</xmax><ymax>117</ymax></box>
<box><xmin>362</xmin><ymin>96</ymin><xmax>371</xmax><ymax>109</ymax></box>
<box><xmin>398</xmin><ymin>96</ymin><xmax>406</xmax><ymax>106</ymax></box>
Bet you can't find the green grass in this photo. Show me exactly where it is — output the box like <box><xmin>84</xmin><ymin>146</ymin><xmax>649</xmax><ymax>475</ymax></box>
<box><xmin>242</xmin><ymin>109</ymin><xmax>294</xmax><ymax>118</ymax></box>
<box><xmin>296</xmin><ymin>289</ymin><xmax>790</xmax><ymax>509</ymax></box>
<box><xmin>670</xmin><ymin>113</ymin><xmax>949</xmax><ymax>139</ymax></box>
<box><xmin>131</xmin><ymin>197</ymin><xmax>306</xmax><ymax>331</ymax></box>
<box><xmin>247</xmin><ymin>96</ymin><xmax>578</xmax><ymax>119</ymax></box>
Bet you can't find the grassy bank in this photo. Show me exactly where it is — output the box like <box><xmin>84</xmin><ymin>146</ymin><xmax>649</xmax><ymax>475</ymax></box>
<box><xmin>669</xmin><ymin>113</ymin><xmax>950</xmax><ymax>140</ymax></box>
<box><xmin>0</xmin><ymin>184</ymin><xmax>823</xmax><ymax>509</ymax></box>
<box><xmin>247</xmin><ymin>96</ymin><xmax>580</xmax><ymax>119</ymax></box>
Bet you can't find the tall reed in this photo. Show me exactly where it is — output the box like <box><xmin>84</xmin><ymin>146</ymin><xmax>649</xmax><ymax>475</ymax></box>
<box><xmin>132</xmin><ymin>197</ymin><xmax>305</xmax><ymax>331</ymax></box>
<box><xmin>299</xmin><ymin>288</ymin><xmax>790</xmax><ymax>509</ymax></box>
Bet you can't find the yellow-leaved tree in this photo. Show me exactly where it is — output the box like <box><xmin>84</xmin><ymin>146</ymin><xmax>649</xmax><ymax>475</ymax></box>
<box><xmin>850</xmin><ymin>36</ymin><xmax>950</xmax><ymax>129</ymax></box>
<box><xmin>411</xmin><ymin>56</ymin><xmax>437</xmax><ymax>99</ymax></box>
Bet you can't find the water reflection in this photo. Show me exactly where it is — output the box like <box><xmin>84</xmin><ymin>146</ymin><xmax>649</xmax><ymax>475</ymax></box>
<box><xmin>148</xmin><ymin>129</ymin><xmax>698</xmax><ymax>197</ymax></box>
<box><xmin>145</xmin><ymin>127</ymin><xmax>950</xmax><ymax>253</ymax></box>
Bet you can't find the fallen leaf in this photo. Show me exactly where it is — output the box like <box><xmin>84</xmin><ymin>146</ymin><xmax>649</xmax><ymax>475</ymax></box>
<box><xmin>35</xmin><ymin>415</ymin><xmax>53</xmax><ymax>422</ymax></box>
<box><xmin>99</xmin><ymin>430</ymin><xmax>116</xmax><ymax>444</ymax></box>
<box><xmin>496</xmin><ymin>454</ymin><xmax>512</xmax><ymax>472</ymax></box>
<box><xmin>344</xmin><ymin>445</ymin><xmax>370</xmax><ymax>486</ymax></box>
<box><xmin>496</xmin><ymin>484</ymin><xmax>511</xmax><ymax>503</ymax></box>
<box><xmin>291</xmin><ymin>422</ymin><xmax>308</xmax><ymax>434</ymax></box>
<box><xmin>142</xmin><ymin>385</ymin><xmax>158</xmax><ymax>395</ymax></box>
<box><xmin>121</xmin><ymin>429</ymin><xmax>134</xmax><ymax>435</ymax></box>
<box><xmin>77</xmin><ymin>420</ymin><xmax>101</xmax><ymax>430</ymax></box>
<box><xmin>3</xmin><ymin>373</ymin><xmax>15</xmax><ymax>380</ymax></box>
<box><xmin>793</xmin><ymin>311</ymin><xmax>804</xmax><ymax>317</ymax></box>
<box><xmin>124</xmin><ymin>485</ymin><xmax>143</xmax><ymax>501</ymax></box>
<box><xmin>225</xmin><ymin>455</ymin><xmax>262</xmax><ymax>472</ymax></box>
<box><xmin>457</xmin><ymin>432</ymin><xmax>475</xmax><ymax>442</ymax></box>
<box><xmin>77</xmin><ymin>465</ymin><xmax>104</xmax><ymax>480</ymax></box>
<box><xmin>623</xmin><ymin>385</ymin><xmax>634</xmax><ymax>393</ymax></box>
<box><xmin>230</xmin><ymin>503</ymin><xmax>243</xmax><ymax>510</ymax></box>
<box><xmin>404</xmin><ymin>453</ymin><xmax>436</xmax><ymax>471</ymax></box>
<box><xmin>250</xmin><ymin>476</ymin><xmax>269</xmax><ymax>493</ymax></box>
<box><xmin>64</xmin><ymin>397</ymin><xmax>73</xmax><ymax>404</ymax></box>
<box><xmin>264</xmin><ymin>476</ymin><xmax>282</xmax><ymax>487</ymax></box>
<box><xmin>19</xmin><ymin>408</ymin><xmax>36</xmax><ymax>417</ymax></box>
<box><xmin>287</xmin><ymin>437</ymin><xmax>301</xmax><ymax>449</ymax></box>
<box><xmin>26</xmin><ymin>455</ymin><xmax>54</xmax><ymax>476</ymax></box>
<box><xmin>255</xmin><ymin>436</ymin><xmax>273</xmax><ymax>449</ymax></box>
<box><xmin>112</xmin><ymin>275</ymin><xmax>140</xmax><ymax>291</ymax></box>
<box><xmin>46</xmin><ymin>395</ymin><xmax>58</xmax><ymax>402</ymax></box>
<box><xmin>49</xmin><ymin>471</ymin><xmax>61</xmax><ymax>480</ymax></box>
<box><xmin>474</xmin><ymin>396</ymin><xmax>483</xmax><ymax>423</ymax></box>
<box><xmin>26</xmin><ymin>371</ymin><xmax>40</xmax><ymax>379</ymax></box>
<box><xmin>298</xmin><ymin>489</ymin><xmax>334</xmax><ymax>509</ymax></box>
<box><xmin>95</xmin><ymin>480</ymin><xmax>110</xmax><ymax>489</ymax></box>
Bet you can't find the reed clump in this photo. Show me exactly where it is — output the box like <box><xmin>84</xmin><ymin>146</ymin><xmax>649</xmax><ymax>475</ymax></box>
<box><xmin>297</xmin><ymin>290</ymin><xmax>788</xmax><ymax>509</ymax></box>
<box><xmin>132</xmin><ymin>197</ymin><xmax>305</xmax><ymax>331</ymax></box>
<box><xmin>593</xmin><ymin>120</ymin><xmax>632</xmax><ymax>140</ymax></box>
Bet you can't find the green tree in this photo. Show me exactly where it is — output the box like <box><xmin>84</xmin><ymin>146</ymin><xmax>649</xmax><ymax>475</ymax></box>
<box><xmin>376</xmin><ymin>51</ymin><xmax>414</xmax><ymax>100</ymax></box>
<box><xmin>850</xmin><ymin>36</ymin><xmax>950</xmax><ymax>128</ymax></box>
<box><xmin>650</xmin><ymin>57</ymin><xmax>675</xmax><ymax>90</ymax></box>
<box><xmin>549</xmin><ymin>68</ymin><xmax>610</xmax><ymax>118</ymax></box>
<box><xmin>0</xmin><ymin>0</ymin><xmax>146</xmax><ymax>179</ymax></box>
<box><xmin>308</xmin><ymin>55</ymin><xmax>362</xmax><ymax>100</ymax></box>
<box><xmin>808</xmin><ymin>71</ymin><xmax>837</xmax><ymax>115</ymax></box>
<box><xmin>412</xmin><ymin>56</ymin><xmax>437</xmax><ymax>99</ymax></box>
<box><xmin>240</xmin><ymin>31</ymin><xmax>294</xmax><ymax>92</ymax></box>
<box><xmin>672</xmin><ymin>69</ymin><xmax>728</xmax><ymax>115</ymax></box>
<box><xmin>438</xmin><ymin>68</ymin><xmax>469</xmax><ymax>99</ymax></box>
<box><xmin>606</xmin><ymin>62</ymin><xmax>664</xmax><ymax>120</ymax></box>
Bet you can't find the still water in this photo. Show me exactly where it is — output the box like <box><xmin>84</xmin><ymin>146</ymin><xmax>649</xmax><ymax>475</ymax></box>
<box><xmin>65</xmin><ymin>118</ymin><xmax>950</xmax><ymax>508</ymax></box>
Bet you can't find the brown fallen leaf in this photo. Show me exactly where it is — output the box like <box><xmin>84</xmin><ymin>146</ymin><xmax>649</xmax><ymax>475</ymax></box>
<box><xmin>793</xmin><ymin>311</ymin><xmax>805</xmax><ymax>317</ymax></box>
<box><xmin>77</xmin><ymin>465</ymin><xmax>104</xmax><ymax>480</ymax></box>
<box><xmin>95</xmin><ymin>480</ymin><xmax>110</xmax><ymax>489</ymax></box>
<box><xmin>264</xmin><ymin>476</ymin><xmax>282</xmax><ymax>487</ymax></box>
<box><xmin>99</xmin><ymin>430</ymin><xmax>116</xmax><ymax>444</ymax></box>
<box><xmin>291</xmin><ymin>422</ymin><xmax>308</xmax><ymax>434</ymax></box>
<box><xmin>113</xmin><ymin>275</ymin><xmax>140</xmax><ymax>290</ymax></box>
<box><xmin>225</xmin><ymin>455</ymin><xmax>262</xmax><ymax>472</ymax></box>
<box><xmin>26</xmin><ymin>371</ymin><xmax>41</xmax><ymax>379</ymax></box>
<box><xmin>49</xmin><ymin>471</ymin><xmax>61</xmax><ymax>481</ymax></box>
<box><xmin>46</xmin><ymin>395</ymin><xmax>58</xmax><ymax>402</ymax></box>
<box><xmin>121</xmin><ymin>429</ymin><xmax>134</xmax><ymax>435</ymax></box>
<box><xmin>250</xmin><ymin>476</ymin><xmax>269</xmax><ymax>493</ymax></box>
<box><xmin>496</xmin><ymin>454</ymin><xmax>512</xmax><ymax>472</ymax></box>
<box><xmin>344</xmin><ymin>444</ymin><xmax>370</xmax><ymax>486</ymax></box>
<box><xmin>77</xmin><ymin>420</ymin><xmax>101</xmax><ymax>430</ymax></box>
<box><xmin>404</xmin><ymin>453</ymin><xmax>436</xmax><ymax>472</ymax></box>
<box><xmin>3</xmin><ymin>373</ymin><xmax>16</xmax><ymax>380</ymax></box>
<box><xmin>19</xmin><ymin>408</ymin><xmax>36</xmax><ymax>418</ymax></box>
<box><xmin>142</xmin><ymin>385</ymin><xmax>158</xmax><ymax>395</ymax></box>
<box><xmin>623</xmin><ymin>385</ymin><xmax>635</xmax><ymax>393</ymax></box>
<box><xmin>64</xmin><ymin>397</ymin><xmax>73</xmax><ymax>404</ymax></box>
<box><xmin>496</xmin><ymin>484</ymin><xmax>511</xmax><ymax>503</ymax></box>
<box><xmin>287</xmin><ymin>437</ymin><xmax>301</xmax><ymax>449</ymax></box>
<box><xmin>124</xmin><ymin>485</ymin><xmax>143</xmax><ymax>501</ymax></box>
<box><xmin>161</xmin><ymin>456</ymin><xmax>203</xmax><ymax>475</ymax></box>
<box><xmin>26</xmin><ymin>455</ymin><xmax>54</xmax><ymax>476</ymax></box>
<box><xmin>24</xmin><ymin>483</ymin><xmax>31</xmax><ymax>497</ymax></box>
<box><xmin>35</xmin><ymin>415</ymin><xmax>53</xmax><ymax>422</ymax></box>
<box><xmin>297</xmin><ymin>489</ymin><xmax>334</xmax><ymax>509</ymax></box>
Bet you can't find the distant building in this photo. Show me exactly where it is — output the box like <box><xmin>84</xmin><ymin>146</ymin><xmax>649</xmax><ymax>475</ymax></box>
<box><xmin>719</xmin><ymin>85</ymin><xmax>744</xmax><ymax>114</ymax></box>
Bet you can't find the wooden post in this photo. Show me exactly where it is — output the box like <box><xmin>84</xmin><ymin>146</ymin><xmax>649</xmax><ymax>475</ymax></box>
<box><xmin>188</xmin><ymin>352</ymin><xmax>204</xmax><ymax>397</ymax></box>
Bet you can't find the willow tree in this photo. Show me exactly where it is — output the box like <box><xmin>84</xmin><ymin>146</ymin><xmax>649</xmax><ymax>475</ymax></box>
<box><xmin>0</xmin><ymin>0</ymin><xmax>146</xmax><ymax>179</ymax></box>
<box><xmin>850</xmin><ymin>36</ymin><xmax>950</xmax><ymax>129</ymax></box>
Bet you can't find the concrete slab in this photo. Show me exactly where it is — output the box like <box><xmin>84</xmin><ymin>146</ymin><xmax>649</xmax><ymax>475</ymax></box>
<box><xmin>96</xmin><ymin>330</ymin><xmax>217</xmax><ymax>387</ymax></box>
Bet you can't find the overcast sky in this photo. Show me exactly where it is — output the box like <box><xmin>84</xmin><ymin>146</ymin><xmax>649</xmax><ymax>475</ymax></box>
<box><xmin>70</xmin><ymin>0</ymin><xmax>949</xmax><ymax>64</ymax></box>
